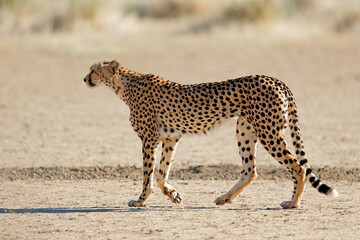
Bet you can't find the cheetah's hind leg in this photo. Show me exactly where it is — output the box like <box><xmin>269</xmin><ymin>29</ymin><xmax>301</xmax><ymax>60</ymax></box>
<box><xmin>215</xmin><ymin>118</ymin><xmax>258</xmax><ymax>205</ymax></box>
<box><xmin>259</xmin><ymin>134</ymin><xmax>306</xmax><ymax>209</ymax></box>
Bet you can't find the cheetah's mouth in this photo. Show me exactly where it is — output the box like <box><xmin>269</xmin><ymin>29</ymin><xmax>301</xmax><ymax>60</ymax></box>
<box><xmin>88</xmin><ymin>79</ymin><xmax>96</xmax><ymax>87</ymax></box>
<box><xmin>87</xmin><ymin>70</ymin><xmax>96</xmax><ymax>87</ymax></box>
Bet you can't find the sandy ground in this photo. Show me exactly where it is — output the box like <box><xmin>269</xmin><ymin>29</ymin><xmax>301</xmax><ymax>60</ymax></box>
<box><xmin>0</xmin><ymin>31</ymin><xmax>360</xmax><ymax>239</ymax></box>
<box><xmin>1</xmin><ymin>180</ymin><xmax>359</xmax><ymax>239</ymax></box>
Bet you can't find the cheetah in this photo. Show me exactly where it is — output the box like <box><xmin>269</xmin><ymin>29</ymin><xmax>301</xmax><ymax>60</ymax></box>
<box><xmin>83</xmin><ymin>60</ymin><xmax>338</xmax><ymax>208</ymax></box>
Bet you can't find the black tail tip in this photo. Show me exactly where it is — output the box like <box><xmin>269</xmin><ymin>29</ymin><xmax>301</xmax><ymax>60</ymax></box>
<box><xmin>318</xmin><ymin>184</ymin><xmax>339</xmax><ymax>198</ymax></box>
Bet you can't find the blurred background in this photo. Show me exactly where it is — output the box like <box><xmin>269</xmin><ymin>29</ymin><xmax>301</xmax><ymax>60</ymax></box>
<box><xmin>1</xmin><ymin>0</ymin><xmax>360</xmax><ymax>36</ymax></box>
<box><xmin>0</xmin><ymin>0</ymin><xmax>359</xmax><ymax>169</ymax></box>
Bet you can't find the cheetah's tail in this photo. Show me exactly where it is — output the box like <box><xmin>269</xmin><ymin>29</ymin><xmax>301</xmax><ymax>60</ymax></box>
<box><xmin>286</xmin><ymin>91</ymin><xmax>339</xmax><ymax>198</ymax></box>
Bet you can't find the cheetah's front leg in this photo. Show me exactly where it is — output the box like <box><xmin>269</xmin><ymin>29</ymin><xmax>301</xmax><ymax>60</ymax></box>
<box><xmin>128</xmin><ymin>137</ymin><xmax>159</xmax><ymax>207</ymax></box>
<box><xmin>157</xmin><ymin>137</ymin><xmax>182</xmax><ymax>204</ymax></box>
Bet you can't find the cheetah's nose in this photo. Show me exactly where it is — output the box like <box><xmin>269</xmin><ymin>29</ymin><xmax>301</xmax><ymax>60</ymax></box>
<box><xmin>83</xmin><ymin>78</ymin><xmax>87</xmax><ymax>82</ymax></box>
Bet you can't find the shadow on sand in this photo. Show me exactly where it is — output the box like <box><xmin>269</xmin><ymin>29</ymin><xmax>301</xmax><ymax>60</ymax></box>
<box><xmin>0</xmin><ymin>206</ymin><xmax>146</xmax><ymax>214</ymax></box>
<box><xmin>0</xmin><ymin>205</ymin><xmax>287</xmax><ymax>214</ymax></box>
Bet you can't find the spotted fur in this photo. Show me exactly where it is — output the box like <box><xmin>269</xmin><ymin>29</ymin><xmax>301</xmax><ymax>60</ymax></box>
<box><xmin>83</xmin><ymin>60</ymin><xmax>338</xmax><ymax>208</ymax></box>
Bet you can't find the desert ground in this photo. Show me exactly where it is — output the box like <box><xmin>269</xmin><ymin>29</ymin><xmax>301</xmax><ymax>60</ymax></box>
<box><xmin>1</xmin><ymin>1</ymin><xmax>360</xmax><ymax>239</ymax></box>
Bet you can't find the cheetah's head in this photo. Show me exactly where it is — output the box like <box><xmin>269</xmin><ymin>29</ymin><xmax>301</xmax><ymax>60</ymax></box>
<box><xmin>83</xmin><ymin>60</ymin><xmax>120</xmax><ymax>87</ymax></box>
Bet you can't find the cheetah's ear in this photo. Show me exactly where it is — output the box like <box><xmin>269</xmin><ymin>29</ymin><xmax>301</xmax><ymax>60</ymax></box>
<box><xmin>109</xmin><ymin>60</ymin><xmax>120</xmax><ymax>74</ymax></box>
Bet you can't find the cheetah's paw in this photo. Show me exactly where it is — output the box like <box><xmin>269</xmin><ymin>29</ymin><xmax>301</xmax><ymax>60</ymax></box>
<box><xmin>214</xmin><ymin>195</ymin><xmax>232</xmax><ymax>206</ymax></box>
<box><xmin>168</xmin><ymin>190</ymin><xmax>182</xmax><ymax>204</ymax></box>
<box><xmin>280</xmin><ymin>201</ymin><xmax>298</xmax><ymax>209</ymax></box>
<box><xmin>128</xmin><ymin>200</ymin><xmax>146</xmax><ymax>207</ymax></box>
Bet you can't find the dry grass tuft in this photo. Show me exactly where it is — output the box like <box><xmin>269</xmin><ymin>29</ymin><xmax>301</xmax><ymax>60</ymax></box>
<box><xmin>335</xmin><ymin>10</ymin><xmax>360</xmax><ymax>32</ymax></box>
<box><xmin>0</xmin><ymin>0</ymin><xmax>106</xmax><ymax>33</ymax></box>
<box><xmin>125</xmin><ymin>0</ymin><xmax>210</xmax><ymax>19</ymax></box>
<box><xmin>222</xmin><ymin>0</ymin><xmax>279</xmax><ymax>24</ymax></box>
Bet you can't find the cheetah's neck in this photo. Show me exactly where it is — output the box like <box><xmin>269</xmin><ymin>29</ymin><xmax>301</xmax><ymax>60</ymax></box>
<box><xmin>111</xmin><ymin>67</ymin><xmax>143</xmax><ymax>104</ymax></box>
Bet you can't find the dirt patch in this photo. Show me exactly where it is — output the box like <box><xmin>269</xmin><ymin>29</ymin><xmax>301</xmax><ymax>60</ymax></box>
<box><xmin>1</xmin><ymin>164</ymin><xmax>358</xmax><ymax>182</ymax></box>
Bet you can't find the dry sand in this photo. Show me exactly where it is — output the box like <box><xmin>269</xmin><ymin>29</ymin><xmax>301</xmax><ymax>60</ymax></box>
<box><xmin>1</xmin><ymin>180</ymin><xmax>359</xmax><ymax>240</ymax></box>
<box><xmin>1</xmin><ymin>32</ymin><xmax>360</xmax><ymax>239</ymax></box>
